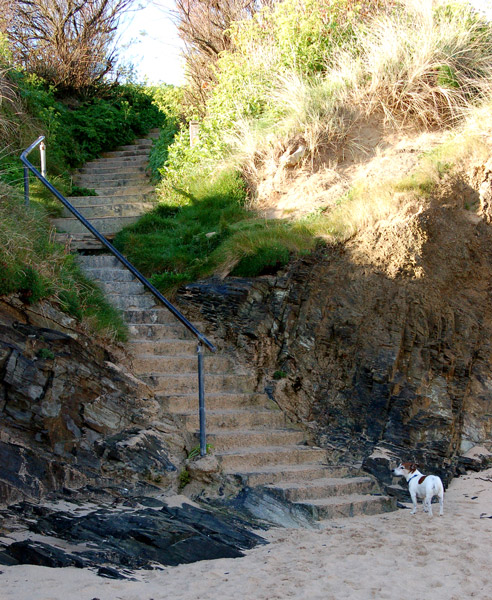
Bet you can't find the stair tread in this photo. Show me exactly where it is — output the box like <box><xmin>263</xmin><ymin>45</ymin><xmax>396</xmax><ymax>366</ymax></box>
<box><xmin>225</xmin><ymin>463</ymin><xmax>328</xmax><ymax>475</ymax></box>
<box><xmin>268</xmin><ymin>476</ymin><xmax>373</xmax><ymax>490</ymax></box>
<box><xmin>294</xmin><ymin>493</ymin><xmax>388</xmax><ymax>507</ymax></box>
<box><xmin>216</xmin><ymin>445</ymin><xmax>322</xmax><ymax>456</ymax></box>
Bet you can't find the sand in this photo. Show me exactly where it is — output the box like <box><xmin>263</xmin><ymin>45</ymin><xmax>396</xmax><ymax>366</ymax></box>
<box><xmin>2</xmin><ymin>468</ymin><xmax>492</xmax><ymax>600</ymax></box>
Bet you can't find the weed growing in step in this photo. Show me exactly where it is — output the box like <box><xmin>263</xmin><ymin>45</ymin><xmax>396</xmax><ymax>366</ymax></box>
<box><xmin>187</xmin><ymin>444</ymin><xmax>214</xmax><ymax>461</ymax></box>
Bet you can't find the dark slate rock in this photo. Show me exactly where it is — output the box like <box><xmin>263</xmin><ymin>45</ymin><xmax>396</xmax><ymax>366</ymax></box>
<box><xmin>5</xmin><ymin>540</ymin><xmax>86</xmax><ymax>568</ymax></box>
<box><xmin>4</xmin><ymin>497</ymin><xmax>266</xmax><ymax>571</ymax></box>
<box><xmin>97</xmin><ymin>566</ymin><xmax>127</xmax><ymax>580</ymax></box>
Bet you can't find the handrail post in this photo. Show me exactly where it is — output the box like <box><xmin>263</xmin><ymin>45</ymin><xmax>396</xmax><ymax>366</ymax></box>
<box><xmin>23</xmin><ymin>165</ymin><xmax>30</xmax><ymax>206</ymax></box>
<box><xmin>40</xmin><ymin>140</ymin><xmax>47</xmax><ymax>178</ymax></box>
<box><xmin>197</xmin><ymin>341</ymin><xmax>207</xmax><ymax>456</ymax></box>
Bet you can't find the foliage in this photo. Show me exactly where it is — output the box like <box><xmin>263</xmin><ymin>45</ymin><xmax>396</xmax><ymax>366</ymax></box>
<box><xmin>187</xmin><ymin>444</ymin><xmax>214</xmax><ymax>461</ymax></box>
<box><xmin>0</xmin><ymin>71</ymin><xmax>165</xmax><ymax>192</ymax></box>
<box><xmin>173</xmin><ymin>0</ymin><xmax>275</xmax><ymax>111</ymax></box>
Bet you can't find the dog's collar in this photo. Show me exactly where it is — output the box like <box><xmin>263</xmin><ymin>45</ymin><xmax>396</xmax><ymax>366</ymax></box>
<box><xmin>408</xmin><ymin>474</ymin><xmax>419</xmax><ymax>484</ymax></box>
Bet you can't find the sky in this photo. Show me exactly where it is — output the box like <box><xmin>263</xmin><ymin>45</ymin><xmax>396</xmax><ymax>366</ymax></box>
<box><xmin>118</xmin><ymin>0</ymin><xmax>492</xmax><ymax>87</ymax></box>
<box><xmin>117</xmin><ymin>0</ymin><xmax>185</xmax><ymax>86</ymax></box>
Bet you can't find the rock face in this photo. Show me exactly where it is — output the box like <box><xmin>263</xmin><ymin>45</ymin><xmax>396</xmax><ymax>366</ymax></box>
<box><xmin>0</xmin><ymin>488</ymin><xmax>265</xmax><ymax>573</ymax></box>
<box><xmin>178</xmin><ymin>195</ymin><xmax>492</xmax><ymax>489</ymax></box>
<box><xmin>0</xmin><ymin>297</ymin><xmax>185</xmax><ymax>505</ymax></box>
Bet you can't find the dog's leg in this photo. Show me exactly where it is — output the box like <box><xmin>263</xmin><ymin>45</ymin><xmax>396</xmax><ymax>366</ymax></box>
<box><xmin>410</xmin><ymin>491</ymin><xmax>418</xmax><ymax>514</ymax></box>
<box><xmin>438</xmin><ymin>492</ymin><xmax>444</xmax><ymax>516</ymax></box>
<box><xmin>425</xmin><ymin>495</ymin><xmax>433</xmax><ymax>516</ymax></box>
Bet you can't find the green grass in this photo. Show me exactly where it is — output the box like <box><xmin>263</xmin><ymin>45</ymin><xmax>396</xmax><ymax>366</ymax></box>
<box><xmin>113</xmin><ymin>168</ymin><xmax>329</xmax><ymax>292</ymax></box>
<box><xmin>0</xmin><ymin>185</ymin><xmax>127</xmax><ymax>341</ymax></box>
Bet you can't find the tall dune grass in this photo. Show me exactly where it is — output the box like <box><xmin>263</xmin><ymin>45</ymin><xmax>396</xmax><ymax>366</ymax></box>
<box><xmin>228</xmin><ymin>0</ymin><xmax>492</xmax><ymax>185</ymax></box>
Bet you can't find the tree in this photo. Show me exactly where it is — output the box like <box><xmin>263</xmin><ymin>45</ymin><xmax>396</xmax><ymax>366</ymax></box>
<box><xmin>169</xmin><ymin>0</ymin><xmax>275</xmax><ymax>110</ymax></box>
<box><xmin>3</xmin><ymin>0</ymin><xmax>135</xmax><ymax>90</ymax></box>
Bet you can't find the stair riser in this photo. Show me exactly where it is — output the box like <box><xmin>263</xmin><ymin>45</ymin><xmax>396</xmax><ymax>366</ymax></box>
<box><xmin>75</xmin><ymin>175</ymin><xmax>148</xmax><ymax>187</ymax></box>
<box><xmin>233</xmin><ymin>466</ymin><xmax>331</xmax><ymax>487</ymax></box>
<box><xmin>181</xmin><ymin>411</ymin><xmax>287</xmax><ymax>431</ymax></box>
<box><xmin>204</xmin><ymin>431</ymin><xmax>305</xmax><ymax>452</ymax></box>
<box><xmin>116</xmin><ymin>142</ymin><xmax>154</xmax><ymax>151</ymax></box>
<box><xmin>101</xmin><ymin>149</ymin><xmax>150</xmax><ymax>158</ymax></box>
<box><xmin>160</xmin><ymin>393</ymin><xmax>274</xmax><ymax>413</ymax></box>
<box><xmin>53</xmin><ymin>215</ymin><xmax>140</xmax><ymax>234</ymax></box>
<box><xmin>128</xmin><ymin>340</ymin><xmax>198</xmax><ymax>354</ymax></box>
<box><xmin>275</xmin><ymin>479</ymin><xmax>378</xmax><ymax>502</ymax></box>
<box><xmin>128</xmin><ymin>324</ymin><xmax>198</xmax><ymax>340</ymax></box>
<box><xmin>124</xmin><ymin>309</ymin><xmax>177</xmax><ymax>325</ymax></box>
<box><xmin>217</xmin><ymin>448</ymin><xmax>326</xmax><ymax>471</ymax></box>
<box><xmin>143</xmin><ymin>374</ymin><xmax>256</xmax><ymax>394</ymax></box>
<box><xmin>62</xmin><ymin>203</ymin><xmax>153</xmax><ymax>218</ymax></box>
<box><xmin>78</xmin><ymin>165</ymin><xmax>147</xmax><ymax>175</ymax></box>
<box><xmin>67</xmin><ymin>194</ymin><xmax>154</xmax><ymax>206</ymax></box>
<box><xmin>131</xmin><ymin>356</ymin><xmax>234</xmax><ymax>374</ymax></box>
<box><xmin>77</xmin><ymin>256</ymin><xmax>122</xmax><ymax>268</ymax></box>
<box><xmin>56</xmin><ymin>235</ymin><xmax>107</xmax><ymax>251</ymax></box>
<box><xmin>94</xmin><ymin>186</ymin><xmax>154</xmax><ymax>196</ymax></box>
<box><xmin>108</xmin><ymin>294</ymin><xmax>158</xmax><ymax>310</ymax></box>
<box><xmin>95</xmin><ymin>280</ymin><xmax>146</xmax><ymax>294</ymax></box>
<box><xmin>81</xmin><ymin>269</ymin><xmax>136</xmax><ymax>282</ymax></box>
<box><xmin>299</xmin><ymin>496</ymin><xmax>396</xmax><ymax>520</ymax></box>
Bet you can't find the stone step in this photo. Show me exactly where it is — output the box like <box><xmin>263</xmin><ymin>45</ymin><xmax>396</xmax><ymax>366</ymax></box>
<box><xmin>204</xmin><ymin>429</ymin><xmax>305</xmax><ymax>452</ymax></box>
<box><xmin>117</xmin><ymin>141</ymin><xmax>154</xmax><ymax>151</ymax></box>
<box><xmin>102</xmin><ymin>149</ymin><xmax>150</xmax><ymax>158</ymax></box>
<box><xmin>80</xmin><ymin>268</ymin><xmax>136</xmax><ymax>282</ymax></box>
<box><xmin>75</xmin><ymin>178</ymin><xmax>148</xmax><ymax>191</ymax></box>
<box><xmin>295</xmin><ymin>494</ymin><xmax>396</xmax><ymax>521</ymax></box>
<box><xmin>75</xmin><ymin>172</ymin><xmax>148</xmax><ymax>185</ymax></box>
<box><xmin>142</xmin><ymin>373</ymin><xmax>256</xmax><ymax>395</ymax></box>
<box><xmin>61</xmin><ymin>202</ymin><xmax>153</xmax><ymax>219</ymax></box>
<box><xmin>78</xmin><ymin>163</ymin><xmax>147</xmax><ymax>175</ymax></box>
<box><xmin>267</xmin><ymin>476</ymin><xmax>377</xmax><ymax>502</ymax></box>
<box><xmin>84</xmin><ymin>157</ymin><xmax>150</xmax><ymax>169</ymax></box>
<box><xmin>128</xmin><ymin>323</ymin><xmax>203</xmax><ymax>340</ymax></box>
<box><xmin>131</xmin><ymin>354</ymin><xmax>235</xmax><ymax>375</ymax></box>
<box><xmin>55</xmin><ymin>233</ymin><xmax>113</xmax><ymax>251</ymax></box>
<box><xmin>107</xmin><ymin>293</ymin><xmax>158</xmax><ymax>310</ymax></box>
<box><xmin>216</xmin><ymin>445</ymin><xmax>326</xmax><ymax>471</ymax></box>
<box><xmin>127</xmin><ymin>339</ymin><xmax>198</xmax><ymax>354</ymax></box>
<box><xmin>159</xmin><ymin>392</ymin><xmax>273</xmax><ymax>413</ymax></box>
<box><xmin>77</xmin><ymin>254</ymin><xmax>122</xmax><ymax>268</ymax></box>
<box><xmin>94</xmin><ymin>185</ymin><xmax>155</xmax><ymax>196</ymax></box>
<box><xmin>96</xmin><ymin>280</ymin><xmax>146</xmax><ymax>295</ymax></box>
<box><xmin>66</xmin><ymin>193</ymin><xmax>155</xmax><ymax>206</ymax></box>
<box><xmin>177</xmin><ymin>408</ymin><xmax>288</xmax><ymax>431</ymax></box>
<box><xmin>226</xmin><ymin>464</ymin><xmax>334</xmax><ymax>486</ymax></box>
<box><xmin>123</xmin><ymin>308</ymin><xmax>179</xmax><ymax>325</ymax></box>
<box><xmin>53</xmin><ymin>215</ymin><xmax>141</xmax><ymax>234</ymax></box>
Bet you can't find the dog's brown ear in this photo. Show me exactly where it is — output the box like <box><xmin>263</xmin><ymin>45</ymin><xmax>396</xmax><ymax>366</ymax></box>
<box><xmin>409</xmin><ymin>463</ymin><xmax>418</xmax><ymax>472</ymax></box>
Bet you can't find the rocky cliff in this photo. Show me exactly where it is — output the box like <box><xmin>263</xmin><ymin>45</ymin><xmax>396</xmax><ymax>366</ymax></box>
<box><xmin>178</xmin><ymin>171</ymin><xmax>492</xmax><ymax>490</ymax></box>
<box><xmin>0</xmin><ymin>296</ymin><xmax>186</xmax><ymax>506</ymax></box>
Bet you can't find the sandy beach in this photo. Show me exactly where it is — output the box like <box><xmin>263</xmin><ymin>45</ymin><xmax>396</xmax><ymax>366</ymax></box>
<box><xmin>2</xmin><ymin>468</ymin><xmax>492</xmax><ymax>600</ymax></box>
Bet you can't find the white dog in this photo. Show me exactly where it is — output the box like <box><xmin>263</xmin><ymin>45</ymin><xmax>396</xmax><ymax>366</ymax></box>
<box><xmin>393</xmin><ymin>462</ymin><xmax>444</xmax><ymax>516</ymax></box>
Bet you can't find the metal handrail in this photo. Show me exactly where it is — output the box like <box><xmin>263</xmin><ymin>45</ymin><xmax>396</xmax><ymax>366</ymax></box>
<box><xmin>21</xmin><ymin>136</ymin><xmax>215</xmax><ymax>456</ymax></box>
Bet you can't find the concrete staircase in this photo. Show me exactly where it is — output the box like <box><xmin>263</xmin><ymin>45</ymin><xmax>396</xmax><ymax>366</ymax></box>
<box><xmin>61</xmin><ymin>133</ymin><xmax>396</xmax><ymax>525</ymax></box>
<box><xmin>54</xmin><ymin>132</ymin><xmax>159</xmax><ymax>251</ymax></box>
